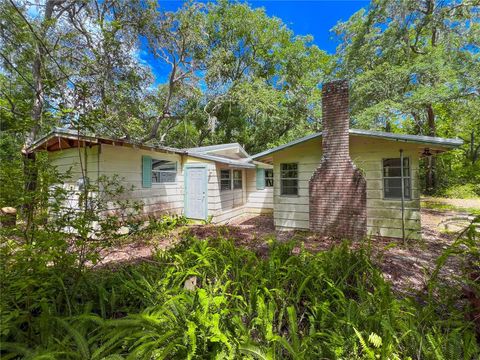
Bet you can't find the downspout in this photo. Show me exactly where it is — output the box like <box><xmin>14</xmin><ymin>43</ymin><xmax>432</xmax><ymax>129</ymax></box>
<box><xmin>400</xmin><ymin>149</ymin><xmax>405</xmax><ymax>242</ymax></box>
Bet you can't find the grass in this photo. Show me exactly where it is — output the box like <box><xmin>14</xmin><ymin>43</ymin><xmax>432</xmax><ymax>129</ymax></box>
<box><xmin>1</xmin><ymin>233</ymin><xmax>478</xmax><ymax>359</ymax></box>
<box><xmin>421</xmin><ymin>198</ymin><xmax>480</xmax><ymax>216</ymax></box>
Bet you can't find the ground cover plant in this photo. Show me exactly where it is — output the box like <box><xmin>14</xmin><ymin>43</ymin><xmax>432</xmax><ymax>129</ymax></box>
<box><xmin>1</xmin><ymin>229</ymin><xmax>479</xmax><ymax>359</ymax></box>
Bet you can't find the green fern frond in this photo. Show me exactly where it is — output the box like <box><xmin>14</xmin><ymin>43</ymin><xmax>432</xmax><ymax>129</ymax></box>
<box><xmin>56</xmin><ymin>318</ymin><xmax>90</xmax><ymax>359</ymax></box>
<box><xmin>238</xmin><ymin>343</ymin><xmax>271</xmax><ymax>359</ymax></box>
<box><xmin>368</xmin><ymin>332</ymin><xmax>382</xmax><ymax>349</ymax></box>
<box><xmin>353</xmin><ymin>327</ymin><xmax>376</xmax><ymax>360</ymax></box>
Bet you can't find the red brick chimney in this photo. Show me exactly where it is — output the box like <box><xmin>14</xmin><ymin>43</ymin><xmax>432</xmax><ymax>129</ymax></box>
<box><xmin>309</xmin><ymin>80</ymin><xmax>367</xmax><ymax>239</ymax></box>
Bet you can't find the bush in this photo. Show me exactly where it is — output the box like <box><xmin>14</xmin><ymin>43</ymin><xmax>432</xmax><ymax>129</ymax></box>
<box><xmin>442</xmin><ymin>183</ymin><xmax>480</xmax><ymax>199</ymax></box>
<box><xmin>1</xmin><ymin>235</ymin><xmax>478</xmax><ymax>359</ymax></box>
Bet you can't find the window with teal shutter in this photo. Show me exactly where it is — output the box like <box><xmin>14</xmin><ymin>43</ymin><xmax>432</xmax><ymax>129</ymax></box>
<box><xmin>142</xmin><ymin>155</ymin><xmax>152</xmax><ymax>188</ymax></box>
<box><xmin>265</xmin><ymin>169</ymin><xmax>273</xmax><ymax>187</ymax></box>
<box><xmin>256</xmin><ymin>167</ymin><xmax>265</xmax><ymax>190</ymax></box>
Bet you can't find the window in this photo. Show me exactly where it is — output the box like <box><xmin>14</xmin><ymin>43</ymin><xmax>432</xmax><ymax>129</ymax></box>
<box><xmin>280</xmin><ymin>163</ymin><xmax>298</xmax><ymax>196</ymax></box>
<box><xmin>220</xmin><ymin>170</ymin><xmax>231</xmax><ymax>190</ymax></box>
<box><xmin>383</xmin><ymin>158</ymin><xmax>411</xmax><ymax>199</ymax></box>
<box><xmin>265</xmin><ymin>169</ymin><xmax>274</xmax><ymax>187</ymax></box>
<box><xmin>233</xmin><ymin>170</ymin><xmax>242</xmax><ymax>189</ymax></box>
<box><xmin>152</xmin><ymin>159</ymin><xmax>177</xmax><ymax>183</ymax></box>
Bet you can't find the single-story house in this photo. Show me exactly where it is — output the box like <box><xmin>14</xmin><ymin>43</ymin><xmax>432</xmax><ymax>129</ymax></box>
<box><xmin>27</xmin><ymin>80</ymin><xmax>462</xmax><ymax>240</ymax></box>
<box><xmin>27</xmin><ymin>129</ymin><xmax>274</xmax><ymax>225</ymax></box>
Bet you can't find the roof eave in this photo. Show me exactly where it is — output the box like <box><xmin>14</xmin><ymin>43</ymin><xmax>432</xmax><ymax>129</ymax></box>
<box><xmin>26</xmin><ymin>130</ymin><xmax>99</xmax><ymax>153</ymax></box>
<box><xmin>251</xmin><ymin>132</ymin><xmax>322</xmax><ymax>160</ymax></box>
<box><xmin>349</xmin><ymin>129</ymin><xmax>463</xmax><ymax>149</ymax></box>
<box><xmin>251</xmin><ymin>130</ymin><xmax>463</xmax><ymax>160</ymax></box>
<box><xmin>186</xmin><ymin>151</ymin><xmax>255</xmax><ymax>168</ymax></box>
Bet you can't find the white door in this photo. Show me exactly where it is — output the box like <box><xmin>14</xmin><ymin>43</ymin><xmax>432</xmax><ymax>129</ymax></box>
<box><xmin>185</xmin><ymin>166</ymin><xmax>207</xmax><ymax>220</ymax></box>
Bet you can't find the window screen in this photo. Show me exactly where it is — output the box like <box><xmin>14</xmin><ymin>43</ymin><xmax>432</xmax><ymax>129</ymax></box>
<box><xmin>220</xmin><ymin>169</ymin><xmax>231</xmax><ymax>191</ymax></box>
<box><xmin>233</xmin><ymin>170</ymin><xmax>242</xmax><ymax>189</ymax></box>
<box><xmin>383</xmin><ymin>158</ymin><xmax>411</xmax><ymax>199</ymax></box>
<box><xmin>265</xmin><ymin>169</ymin><xmax>274</xmax><ymax>187</ymax></box>
<box><xmin>280</xmin><ymin>163</ymin><xmax>298</xmax><ymax>196</ymax></box>
<box><xmin>152</xmin><ymin>160</ymin><xmax>177</xmax><ymax>183</ymax></box>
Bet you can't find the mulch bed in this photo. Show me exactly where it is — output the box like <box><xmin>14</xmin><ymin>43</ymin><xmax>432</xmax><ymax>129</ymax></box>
<box><xmin>181</xmin><ymin>212</ymin><xmax>470</xmax><ymax>294</ymax></box>
<box><xmin>96</xmin><ymin>210</ymin><xmax>475</xmax><ymax>295</ymax></box>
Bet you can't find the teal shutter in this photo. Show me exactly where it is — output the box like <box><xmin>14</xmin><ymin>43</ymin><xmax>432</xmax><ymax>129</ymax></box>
<box><xmin>142</xmin><ymin>155</ymin><xmax>152</xmax><ymax>188</ymax></box>
<box><xmin>256</xmin><ymin>167</ymin><xmax>265</xmax><ymax>190</ymax></box>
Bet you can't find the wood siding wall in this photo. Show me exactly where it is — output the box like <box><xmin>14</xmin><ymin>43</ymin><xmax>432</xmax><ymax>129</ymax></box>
<box><xmin>100</xmin><ymin>145</ymin><xmax>185</xmax><ymax>215</ymax></box>
<box><xmin>49</xmin><ymin>146</ymin><xmax>100</xmax><ymax>183</ymax></box>
<box><xmin>271</xmin><ymin>136</ymin><xmax>422</xmax><ymax>240</ymax></box>
<box><xmin>49</xmin><ymin>144</ymin><xmax>185</xmax><ymax>216</ymax></box>
<box><xmin>49</xmin><ymin>145</ymin><xmax>274</xmax><ymax>223</ymax></box>
<box><xmin>207</xmin><ymin>165</ymin><xmax>246</xmax><ymax>223</ymax></box>
<box><xmin>246</xmin><ymin>169</ymin><xmax>274</xmax><ymax>214</ymax></box>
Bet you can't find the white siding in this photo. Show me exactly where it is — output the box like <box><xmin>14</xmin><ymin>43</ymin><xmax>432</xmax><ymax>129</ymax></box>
<box><xmin>245</xmin><ymin>169</ymin><xmax>274</xmax><ymax>214</ymax></box>
<box><xmin>269</xmin><ymin>136</ymin><xmax>422</xmax><ymax>240</ymax></box>
<box><xmin>49</xmin><ymin>146</ymin><xmax>100</xmax><ymax>209</ymax></box>
<box><xmin>49</xmin><ymin>146</ymin><xmax>100</xmax><ymax>183</ymax></box>
<box><xmin>208</xmin><ymin>166</ymin><xmax>246</xmax><ymax>223</ymax></box>
<box><xmin>49</xmin><ymin>144</ymin><xmax>185</xmax><ymax>216</ymax></box>
<box><xmin>100</xmin><ymin>144</ymin><xmax>184</xmax><ymax>215</ymax></box>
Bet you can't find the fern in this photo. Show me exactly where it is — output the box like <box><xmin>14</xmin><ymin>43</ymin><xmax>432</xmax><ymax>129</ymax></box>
<box><xmin>368</xmin><ymin>332</ymin><xmax>382</xmax><ymax>349</ymax></box>
<box><xmin>353</xmin><ymin>327</ymin><xmax>376</xmax><ymax>360</ymax></box>
<box><xmin>185</xmin><ymin>320</ymin><xmax>197</xmax><ymax>359</ymax></box>
<box><xmin>426</xmin><ymin>333</ymin><xmax>445</xmax><ymax>360</ymax></box>
<box><xmin>238</xmin><ymin>343</ymin><xmax>271</xmax><ymax>359</ymax></box>
<box><xmin>56</xmin><ymin>318</ymin><xmax>90</xmax><ymax>359</ymax></box>
<box><xmin>3</xmin><ymin>234</ymin><xmax>480</xmax><ymax>359</ymax></box>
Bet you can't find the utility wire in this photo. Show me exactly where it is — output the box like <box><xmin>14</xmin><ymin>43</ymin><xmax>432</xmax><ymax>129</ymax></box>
<box><xmin>0</xmin><ymin>51</ymin><xmax>36</xmax><ymax>91</ymax></box>
<box><xmin>7</xmin><ymin>0</ymin><xmax>78</xmax><ymax>90</ymax></box>
<box><xmin>0</xmin><ymin>51</ymin><xmax>62</xmax><ymax>112</ymax></box>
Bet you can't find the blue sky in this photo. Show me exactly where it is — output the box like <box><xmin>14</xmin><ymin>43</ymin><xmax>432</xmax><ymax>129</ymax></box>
<box><xmin>142</xmin><ymin>0</ymin><xmax>370</xmax><ymax>83</ymax></box>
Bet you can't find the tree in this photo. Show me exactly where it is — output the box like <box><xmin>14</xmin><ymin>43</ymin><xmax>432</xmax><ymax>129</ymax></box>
<box><xmin>134</xmin><ymin>0</ymin><xmax>330</xmax><ymax>152</ymax></box>
<box><xmin>334</xmin><ymin>0</ymin><xmax>480</xmax><ymax>193</ymax></box>
<box><xmin>0</xmin><ymin>0</ymin><xmax>152</xmax><ymax>146</ymax></box>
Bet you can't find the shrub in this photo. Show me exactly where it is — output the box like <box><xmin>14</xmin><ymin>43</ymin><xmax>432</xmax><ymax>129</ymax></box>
<box><xmin>442</xmin><ymin>183</ymin><xmax>480</xmax><ymax>199</ymax></box>
<box><xmin>1</xmin><ymin>235</ymin><xmax>478</xmax><ymax>359</ymax></box>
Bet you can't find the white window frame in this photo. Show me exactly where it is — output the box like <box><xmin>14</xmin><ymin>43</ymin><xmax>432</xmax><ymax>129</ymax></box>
<box><xmin>382</xmin><ymin>157</ymin><xmax>411</xmax><ymax>200</ymax></box>
<box><xmin>265</xmin><ymin>169</ymin><xmax>274</xmax><ymax>187</ymax></box>
<box><xmin>152</xmin><ymin>159</ymin><xmax>177</xmax><ymax>184</ymax></box>
<box><xmin>280</xmin><ymin>163</ymin><xmax>299</xmax><ymax>196</ymax></box>
<box><xmin>220</xmin><ymin>169</ymin><xmax>231</xmax><ymax>191</ymax></box>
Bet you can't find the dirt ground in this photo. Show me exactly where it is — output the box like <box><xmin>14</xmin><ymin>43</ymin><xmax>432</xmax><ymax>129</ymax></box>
<box><xmin>98</xmin><ymin>207</ymin><xmax>478</xmax><ymax>294</ymax></box>
<box><xmin>423</xmin><ymin>196</ymin><xmax>480</xmax><ymax>210</ymax></box>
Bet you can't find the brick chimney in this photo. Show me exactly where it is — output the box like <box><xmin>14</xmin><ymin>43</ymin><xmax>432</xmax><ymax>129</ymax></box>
<box><xmin>309</xmin><ymin>80</ymin><xmax>367</xmax><ymax>239</ymax></box>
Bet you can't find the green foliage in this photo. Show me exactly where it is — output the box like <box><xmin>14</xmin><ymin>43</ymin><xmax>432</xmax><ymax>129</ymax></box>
<box><xmin>1</xmin><ymin>234</ymin><xmax>478</xmax><ymax>359</ymax></box>
<box><xmin>334</xmin><ymin>0</ymin><xmax>480</xmax><ymax>193</ymax></box>
<box><xmin>421</xmin><ymin>199</ymin><xmax>480</xmax><ymax>216</ymax></box>
<box><xmin>441</xmin><ymin>184</ymin><xmax>480</xmax><ymax>199</ymax></box>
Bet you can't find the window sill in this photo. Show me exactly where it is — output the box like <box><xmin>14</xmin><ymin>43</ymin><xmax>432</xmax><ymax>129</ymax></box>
<box><xmin>383</xmin><ymin>198</ymin><xmax>413</xmax><ymax>201</ymax></box>
<box><xmin>279</xmin><ymin>194</ymin><xmax>300</xmax><ymax>198</ymax></box>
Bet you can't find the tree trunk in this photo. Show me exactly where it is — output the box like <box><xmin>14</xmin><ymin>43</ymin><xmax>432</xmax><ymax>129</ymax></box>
<box><xmin>23</xmin><ymin>0</ymin><xmax>57</xmax><ymax>149</ymax></box>
<box><xmin>411</xmin><ymin>111</ymin><xmax>422</xmax><ymax>135</ymax></box>
<box><xmin>25</xmin><ymin>45</ymin><xmax>45</xmax><ymax>149</ymax></box>
<box><xmin>425</xmin><ymin>104</ymin><xmax>436</xmax><ymax>194</ymax></box>
<box><xmin>21</xmin><ymin>0</ymin><xmax>57</xmax><ymax>229</ymax></box>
